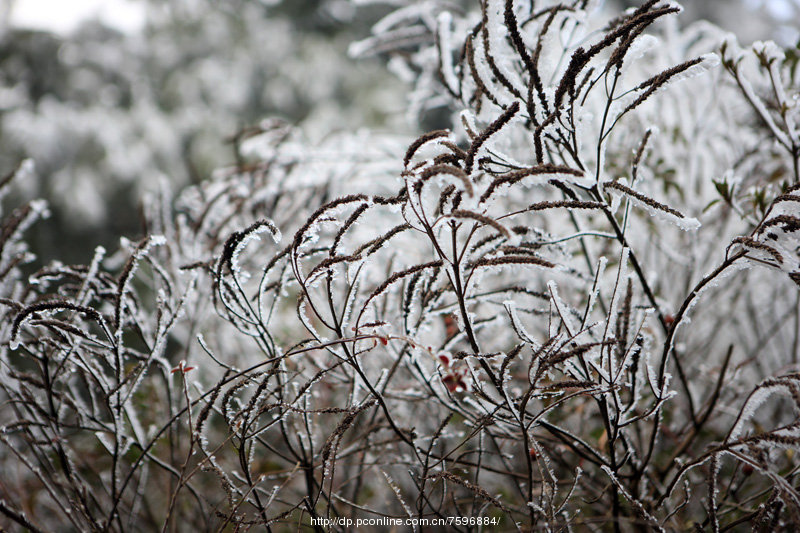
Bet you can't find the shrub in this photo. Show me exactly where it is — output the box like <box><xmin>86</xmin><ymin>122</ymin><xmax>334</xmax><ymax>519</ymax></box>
<box><xmin>2</xmin><ymin>1</ymin><xmax>800</xmax><ymax>530</ymax></box>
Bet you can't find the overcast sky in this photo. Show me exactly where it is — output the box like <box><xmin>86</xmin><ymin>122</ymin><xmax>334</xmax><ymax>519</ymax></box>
<box><xmin>8</xmin><ymin>0</ymin><xmax>145</xmax><ymax>34</ymax></box>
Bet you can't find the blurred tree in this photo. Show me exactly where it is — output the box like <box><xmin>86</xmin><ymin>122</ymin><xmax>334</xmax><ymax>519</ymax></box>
<box><xmin>0</xmin><ymin>0</ymin><xmax>402</xmax><ymax>263</ymax></box>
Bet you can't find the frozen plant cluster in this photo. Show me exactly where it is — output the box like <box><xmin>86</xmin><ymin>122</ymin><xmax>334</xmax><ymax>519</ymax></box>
<box><xmin>1</xmin><ymin>0</ymin><xmax>800</xmax><ymax>531</ymax></box>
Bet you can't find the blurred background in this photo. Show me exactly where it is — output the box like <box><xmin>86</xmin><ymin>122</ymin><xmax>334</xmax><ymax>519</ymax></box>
<box><xmin>0</xmin><ymin>0</ymin><xmax>798</xmax><ymax>263</ymax></box>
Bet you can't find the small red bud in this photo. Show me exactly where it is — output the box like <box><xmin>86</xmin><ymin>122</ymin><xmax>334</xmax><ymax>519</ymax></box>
<box><xmin>171</xmin><ymin>361</ymin><xmax>195</xmax><ymax>374</ymax></box>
